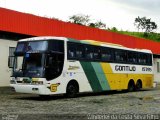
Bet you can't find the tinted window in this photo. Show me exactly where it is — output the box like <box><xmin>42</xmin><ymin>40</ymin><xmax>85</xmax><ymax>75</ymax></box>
<box><xmin>147</xmin><ymin>54</ymin><xmax>152</xmax><ymax>65</ymax></box>
<box><xmin>67</xmin><ymin>42</ymin><xmax>152</xmax><ymax>66</ymax></box>
<box><xmin>101</xmin><ymin>47</ymin><xmax>113</xmax><ymax>62</ymax></box>
<box><xmin>127</xmin><ymin>52</ymin><xmax>137</xmax><ymax>64</ymax></box>
<box><xmin>137</xmin><ymin>53</ymin><xmax>152</xmax><ymax>65</ymax></box>
<box><xmin>76</xmin><ymin>44</ymin><xmax>85</xmax><ymax>59</ymax></box>
<box><xmin>85</xmin><ymin>45</ymin><xmax>94</xmax><ymax>60</ymax></box>
<box><xmin>138</xmin><ymin>53</ymin><xmax>147</xmax><ymax>64</ymax></box>
<box><xmin>93</xmin><ymin>47</ymin><xmax>101</xmax><ymax>60</ymax></box>
<box><xmin>48</xmin><ymin>40</ymin><xmax>64</xmax><ymax>53</ymax></box>
<box><xmin>67</xmin><ymin>42</ymin><xmax>76</xmax><ymax>59</ymax></box>
<box><xmin>114</xmin><ymin>50</ymin><xmax>127</xmax><ymax>62</ymax></box>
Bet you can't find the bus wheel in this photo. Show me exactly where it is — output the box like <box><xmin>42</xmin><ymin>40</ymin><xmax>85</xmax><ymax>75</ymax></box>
<box><xmin>136</xmin><ymin>80</ymin><xmax>142</xmax><ymax>91</ymax></box>
<box><xmin>128</xmin><ymin>80</ymin><xmax>135</xmax><ymax>92</ymax></box>
<box><xmin>66</xmin><ymin>81</ymin><xmax>79</xmax><ymax>98</ymax></box>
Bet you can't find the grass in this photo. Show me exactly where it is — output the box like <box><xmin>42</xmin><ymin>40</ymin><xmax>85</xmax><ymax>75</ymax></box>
<box><xmin>110</xmin><ymin>30</ymin><xmax>160</xmax><ymax>42</ymax></box>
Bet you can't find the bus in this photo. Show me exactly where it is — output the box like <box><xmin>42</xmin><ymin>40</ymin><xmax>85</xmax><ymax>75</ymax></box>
<box><xmin>10</xmin><ymin>36</ymin><xmax>153</xmax><ymax>97</ymax></box>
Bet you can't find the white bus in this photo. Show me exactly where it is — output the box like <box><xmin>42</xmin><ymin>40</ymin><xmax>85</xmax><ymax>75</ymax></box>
<box><xmin>10</xmin><ymin>36</ymin><xmax>153</xmax><ymax>97</ymax></box>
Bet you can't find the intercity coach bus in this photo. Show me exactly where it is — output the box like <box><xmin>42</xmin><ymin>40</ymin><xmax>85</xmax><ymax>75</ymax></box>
<box><xmin>10</xmin><ymin>36</ymin><xmax>153</xmax><ymax>97</ymax></box>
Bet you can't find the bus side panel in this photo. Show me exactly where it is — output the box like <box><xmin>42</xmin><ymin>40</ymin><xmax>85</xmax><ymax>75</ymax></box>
<box><xmin>140</xmin><ymin>74</ymin><xmax>153</xmax><ymax>88</ymax></box>
<box><xmin>100</xmin><ymin>62</ymin><xmax>127</xmax><ymax>90</ymax></box>
<box><xmin>66</xmin><ymin>61</ymin><xmax>153</xmax><ymax>94</ymax></box>
<box><xmin>100</xmin><ymin>62</ymin><xmax>153</xmax><ymax>90</ymax></box>
<box><xmin>80</xmin><ymin>62</ymin><xmax>112</xmax><ymax>92</ymax></box>
<box><xmin>66</xmin><ymin>61</ymin><xmax>93</xmax><ymax>93</ymax></box>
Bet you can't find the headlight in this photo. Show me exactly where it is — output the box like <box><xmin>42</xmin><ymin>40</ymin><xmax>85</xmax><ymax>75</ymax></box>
<box><xmin>10</xmin><ymin>78</ymin><xmax>16</xmax><ymax>84</ymax></box>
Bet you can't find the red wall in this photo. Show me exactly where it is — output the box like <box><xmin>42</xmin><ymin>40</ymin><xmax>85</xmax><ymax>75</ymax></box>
<box><xmin>0</xmin><ymin>7</ymin><xmax>160</xmax><ymax>54</ymax></box>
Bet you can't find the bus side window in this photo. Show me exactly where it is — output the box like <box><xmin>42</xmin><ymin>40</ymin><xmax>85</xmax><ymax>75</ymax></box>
<box><xmin>69</xmin><ymin>50</ymin><xmax>75</xmax><ymax>58</ymax></box>
<box><xmin>45</xmin><ymin>53</ymin><xmax>64</xmax><ymax>80</ymax></box>
<box><xmin>76</xmin><ymin>44</ymin><xmax>85</xmax><ymax>59</ymax></box>
<box><xmin>67</xmin><ymin>42</ymin><xmax>76</xmax><ymax>59</ymax></box>
<box><xmin>93</xmin><ymin>47</ymin><xmax>101</xmax><ymax>61</ymax></box>
<box><xmin>128</xmin><ymin>52</ymin><xmax>137</xmax><ymax>64</ymax></box>
<box><xmin>114</xmin><ymin>50</ymin><xmax>127</xmax><ymax>62</ymax></box>
<box><xmin>138</xmin><ymin>53</ymin><xmax>147</xmax><ymax>65</ymax></box>
<box><xmin>85</xmin><ymin>45</ymin><xmax>94</xmax><ymax>60</ymax></box>
<box><xmin>101</xmin><ymin>47</ymin><xmax>113</xmax><ymax>62</ymax></box>
<box><xmin>147</xmin><ymin>54</ymin><xmax>152</xmax><ymax>65</ymax></box>
<box><xmin>48</xmin><ymin>40</ymin><xmax>64</xmax><ymax>53</ymax></box>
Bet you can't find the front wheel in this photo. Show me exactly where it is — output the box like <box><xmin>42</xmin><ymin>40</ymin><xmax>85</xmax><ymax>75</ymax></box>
<box><xmin>66</xmin><ymin>83</ymin><xmax>78</xmax><ymax>98</ymax></box>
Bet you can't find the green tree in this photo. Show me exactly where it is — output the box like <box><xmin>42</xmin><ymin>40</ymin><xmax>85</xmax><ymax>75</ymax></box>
<box><xmin>68</xmin><ymin>14</ymin><xmax>106</xmax><ymax>29</ymax></box>
<box><xmin>111</xmin><ymin>27</ymin><xmax>118</xmax><ymax>32</ymax></box>
<box><xmin>89</xmin><ymin>21</ymin><xmax>106</xmax><ymax>29</ymax></box>
<box><xmin>134</xmin><ymin>16</ymin><xmax>157</xmax><ymax>36</ymax></box>
<box><xmin>68</xmin><ymin>14</ymin><xmax>90</xmax><ymax>26</ymax></box>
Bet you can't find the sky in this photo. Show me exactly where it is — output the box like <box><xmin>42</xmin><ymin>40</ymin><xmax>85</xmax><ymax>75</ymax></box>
<box><xmin>0</xmin><ymin>0</ymin><xmax>160</xmax><ymax>32</ymax></box>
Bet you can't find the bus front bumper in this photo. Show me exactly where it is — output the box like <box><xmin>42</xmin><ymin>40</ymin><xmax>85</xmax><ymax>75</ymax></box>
<box><xmin>10</xmin><ymin>84</ymin><xmax>48</xmax><ymax>95</ymax></box>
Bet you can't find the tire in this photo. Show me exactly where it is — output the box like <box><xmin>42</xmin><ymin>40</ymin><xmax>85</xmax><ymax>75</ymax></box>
<box><xmin>128</xmin><ymin>81</ymin><xmax>135</xmax><ymax>92</ymax></box>
<box><xmin>66</xmin><ymin>83</ymin><xmax>78</xmax><ymax>98</ymax></box>
<box><xmin>136</xmin><ymin>80</ymin><xmax>142</xmax><ymax>91</ymax></box>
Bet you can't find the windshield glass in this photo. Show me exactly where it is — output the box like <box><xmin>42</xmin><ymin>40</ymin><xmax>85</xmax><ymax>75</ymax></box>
<box><xmin>12</xmin><ymin>39</ymin><xmax>65</xmax><ymax>79</ymax></box>
<box><xmin>23</xmin><ymin>53</ymin><xmax>44</xmax><ymax>77</ymax></box>
<box><xmin>27</xmin><ymin>41</ymin><xmax>48</xmax><ymax>51</ymax></box>
<box><xmin>12</xmin><ymin>53</ymin><xmax>44</xmax><ymax>78</ymax></box>
<box><xmin>15</xmin><ymin>41</ymin><xmax>48</xmax><ymax>53</ymax></box>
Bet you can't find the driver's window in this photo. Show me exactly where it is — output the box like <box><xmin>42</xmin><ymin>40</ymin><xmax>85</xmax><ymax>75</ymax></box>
<box><xmin>45</xmin><ymin>54</ymin><xmax>64</xmax><ymax>80</ymax></box>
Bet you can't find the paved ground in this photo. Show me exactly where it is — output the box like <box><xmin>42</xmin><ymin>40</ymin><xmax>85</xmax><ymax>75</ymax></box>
<box><xmin>0</xmin><ymin>85</ymin><xmax>160</xmax><ymax>120</ymax></box>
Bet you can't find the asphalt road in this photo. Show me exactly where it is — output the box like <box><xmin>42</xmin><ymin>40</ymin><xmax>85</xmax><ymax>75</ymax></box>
<box><xmin>0</xmin><ymin>86</ymin><xmax>160</xmax><ymax>120</ymax></box>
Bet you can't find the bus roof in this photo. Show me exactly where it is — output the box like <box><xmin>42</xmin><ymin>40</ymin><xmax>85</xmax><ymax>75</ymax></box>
<box><xmin>18</xmin><ymin>36</ymin><xmax>69</xmax><ymax>42</ymax></box>
<box><xmin>18</xmin><ymin>36</ymin><xmax>152</xmax><ymax>54</ymax></box>
<box><xmin>80</xmin><ymin>39</ymin><xmax>152</xmax><ymax>54</ymax></box>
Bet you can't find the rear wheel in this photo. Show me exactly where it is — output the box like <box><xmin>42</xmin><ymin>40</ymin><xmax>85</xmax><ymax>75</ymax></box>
<box><xmin>66</xmin><ymin>82</ymin><xmax>79</xmax><ymax>98</ymax></box>
<box><xmin>128</xmin><ymin>80</ymin><xmax>135</xmax><ymax>92</ymax></box>
<box><xmin>136</xmin><ymin>80</ymin><xmax>142</xmax><ymax>91</ymax></box>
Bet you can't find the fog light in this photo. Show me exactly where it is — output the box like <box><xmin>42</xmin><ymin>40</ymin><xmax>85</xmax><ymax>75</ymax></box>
<box><xmin>32</xmin><ymin>88</ymin><xmax>39</xmax><ymax>91</ymax></box>
<box><xmin>10</xmin><ymin>79</ymin><xmax>16</xmax><ymax>84</ymax></box>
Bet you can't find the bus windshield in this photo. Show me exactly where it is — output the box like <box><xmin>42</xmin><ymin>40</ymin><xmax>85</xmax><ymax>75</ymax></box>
<box><xmin>23</xmin><ymin>53</ymin><xmax>44</xmax><ymax>78</ymax></box>
<box><xmin>16</xmin><ymin>41</ymin><xmax>48</xmax><ymax>53</ymax></box>
<box><xmin>12</xmin><ymin>39</ymin><xmax>64</xmax><ymax>79</ymax></box>
<box><xmin>13</xmin><ymin>53</ymin><xmax>45</xmax><ymax>78</ymax></box>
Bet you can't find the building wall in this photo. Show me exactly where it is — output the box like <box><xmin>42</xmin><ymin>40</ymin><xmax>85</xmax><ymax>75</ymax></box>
<box><xmin>0</xmin><ymin>39</ymin><xmax>17</xmax><ymax>86</ymax></box>
<box><xmin>154</xmin><ymin>58</ymin><xmax>160</xmax><ymax>83</ymax></box>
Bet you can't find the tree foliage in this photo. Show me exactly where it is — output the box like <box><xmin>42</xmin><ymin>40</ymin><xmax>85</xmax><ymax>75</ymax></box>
<box><xmin>89</xmin><ymin>21</ymin><xmax>106</xmax><ymax>29</ymax></box>
<box><xmin>134</xmin><ymin>16</ymin><xmax>157</xmax><ymax>35</ymax></box>
<box><xmin>111</xmin><ymin>27</ymin><xmax>118</xmax><ymax>32</ymax></box>
<box><xmin>69</xmin><ymin>14</ymin><xmax>90</xmax><ymax>26</ymax></box>
<box><xmin>68</xmin><ymin>14</ymin><xmax>106</xmax><ymax>29</ymax></box>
